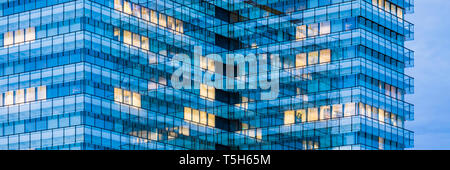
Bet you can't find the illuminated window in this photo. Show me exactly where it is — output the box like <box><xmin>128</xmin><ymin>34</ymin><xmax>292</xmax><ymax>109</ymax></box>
<box><xmin>123</xmin><ymin>30</ymin><xmax>132</xmax><ymax>45</ymax></box>
<box><xmin>159</xmin><ymin>13</ymin><xmax>167</xmax><ymax>27</ymax></box>
<box><xmin>184</xmin><ymin>107</ymin><xmax>192</xmax><ymax>121</ymax></box>
<box><xmin>391</xmin><ymin>114</ymin><xmax>397</xmax><ymax>126</ymax></box>
<box><xmin>296</xmin><ymin>53</ymin><xmax>307</xmax><ymax>67</ymax></box>
<box><xmin>344</xmin><ymin>103</ymin><xmax>355</xmax><ymax>116</ymax></box>
<box><xmin>5</xmin><ymin>91</ymin><xmax>13</xmax><ymax>105</ymax></box>
<box><xmin>307</xmin><ymin>23</ymin><xmax>318</xmax><ymax>37</ymax></box>
<box><xmin>378</xmin><ymin>108</ymin><xmax>385</xmax><ymax>122</ymax></box>
<box><xmin>372</xmin><ymin>0</ymin><xmax>377</xmax><ymax>6</ymax></box>
<box><xmin>4</xmin><ymin>31</ymin><xmax>13</xmax><ymax>46</ymax></box>
<box><xmin>378</xmin><ymin>0</ymin><xmax>384</xmax><ymax>8</ymax></box>
<box><xmin>397</xmin><ymin>7</ymin><xmax>403</xmax><ymax>19</ymax></box>
<box><xmin>0</xmin><ymin>93</ymin><xmax>2</xmax><ymax>106</ymax></box>
<box><xmin>319</xmin><ymin>49</ymin><xmax>331</xmax><ymax>63</ymax></box>
<box><xmin>114</xmin><ymin>88</ymin><xmax>123</xmax><ymax>102</ymax></box>
<box><xmin>200</xmin><ymin>84</ymin><xmax>207</xmax><ymax>98</ymax></box>
<box><xmin>207</xmin><ymin>86</ymin><xmax>215</xmax><ymax>99</ymax></box>
<box><xmin>385</xmin><ymin>1</ymin><xmax>390</xmax><ymax>11</ymax></box>
<box><xmin>132</xmin><ymin>33</ymin><xmax>141</xmax><ymax>47</ymax></box>
<box><xmin>26</xmin><ymin>87</ymin><xmax>35</xmax><ymax>102</ymax></box>
<box><xmin>365</xmin><ymin>104</ymin><xmax>372</xmax><ymax>118</ymax></box>
<box><xmin>379</xmin><ymin>137</ymin><xmax>384</xmax><ymax>150</ymax></box>
<box><xmin>132</xmin><ymin>4</ymin><xmax>141</xmax><ymax>18</ymax></box>
<box><xmin>320</xmin><ymin>106</ymin><xmax>331</xmax><ymax>120</ymax></box>
<box><xmin>192</xmin><ymin>109</ymin><xmax>199</xmax><ymax>123</ymax></box>
<box><xmin>15</xmin><ymin>29</ymin><xmax>24</xmax><ymax>44</ymax></box>
<box><xmin>296</xmin><ymin>109</ymin><xmax>306</xmax><ymax>123</ymax></box>
<box><xmin>308</xmin><ymin>108</ymin><xmax>318</xmax><ymax>121</ymax></box>
<box><xmin>284</xmin><ymin>110</ymin><xmax>295</xmax><ymax>124</ymax></box>
<box><xmin>123</xmin><ymin>1</ymin><xmax>132</xmax><ymax>14</ymax></box>
<box><xmin>141</xmin><ymin>36</ymin><xmax>149</xmax><ymax>50</ymax></box>
<box><xmin>150</xmin><ymin>10</ymin><xmax>158</xmax><ymax>24</ymax></box>
<box><xmin>208</xmin><ymin>114</ymin><xmax>215</xmax><ymax>127</ymax></box>
<box><xmin>359</xmin><ymin>103</ymin><xmax>365</xmax><ymax>116</ymax></box>
<box><xmin>391</xmin><ymin>4</ymin><xmax>396</xmax><ymax>14</ymax></box>
<box><xmin>208</xmin><ymin>58</ymin><xmax>215</xmax><ymax>72</ymax></box>
<box><xmin>114</xmin><ymin>0</ymin><xmax>122</xmax><ymax>11</ymax></box>
<box><xmin>200</xmin><ymin>111</ymin><xmax>207</xmax><ymax>125</ymax></box>
<box><xmin>25</xmin><ymin>27</ymin><xmax>35</xmax><ymax>42</ymax></box>
<box><xmin>176</xmin><ymin>19</ymin><xmax>184</xmax><ymax>33</ymax></box>
<box><xmin>37</xmin><ymin>86</ymin><xmax>46</xmax><ymax>100</ymax></box>
<box><xmin>296</xmin><ymin>25</ymin><xmax>306</xmax><ymax>39</ymax></box>
<box><xmin>200</xmin><ymin>56</ymin><xmax>208</xmax><ymax>69</ymax></box>
<box><xmin>123</xmin><ymin>90</ymin><xmax>131</xmax><ymax>105</ymax></box>
<box><xmin>167</xmin><ymin>16</ymin><xmax>175</xmax><ymax>30</ymax></box>
<box><xmin>308</xmin><ymin>51</ymin><xmax>318</xmax><ymax>65</ymax></box>
<box><xmin>114</xmin><ymin>27</ymin><xmax>121</xmax><ymax>40</ymax></box>
<box><xmin>332</xmin><ymin>104</ymin><xmax>342</xmax><ymax>118</ymax></box>
<box><xmin>16</xmin><ymin>89</ymin><xmax>24</xmax><ymax>104</ymax></box>
<box><xmin>320</xmin><ymin>21</ymin><xmax>330</xmax><ymax>35</ymax></box>
<box><xmin>132</xmin><ymin>92</ymin><xmax>141</xmax><ymax>107</ymax></box>
<box><xmin>142</xmin><ymin>8</ymin><xmax>149</xmax><ymax>21</ymax></box>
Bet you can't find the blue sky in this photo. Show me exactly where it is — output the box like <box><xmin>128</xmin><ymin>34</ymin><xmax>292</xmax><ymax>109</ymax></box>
<box><xmin>406</xmin><ymin>0</ymin><xmax>450</xmax><ymax>149</ymax></box>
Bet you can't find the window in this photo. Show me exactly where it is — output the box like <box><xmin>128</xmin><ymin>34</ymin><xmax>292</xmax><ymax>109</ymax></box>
<box><xmin>391</xmin><ymin>114</ymin><xmax>397</xmax><ymax>126</ymax></box>
<box><xmin>184</xmin><ymin>107</ymin><xmax>192</xmax><ymax>121</ymax></box>
<box><xmin>114</xmin><ymin>27</ymin><xmax>121</xmax><ymax>40</ymax></box>
<box><xmin>296</xmin><ymin>109</ymin><xmax>306</xmax><ymax>123</ymax></box>
<box><xmin>307</xmin><ymin>23</ymin><xmax>318</xmax><ymax>37</ymax></box>
<box><xmin>26</xmin><ymin>87</ymin><xmax>35</xmax><ymax>102</ymax></box>
<box><xmin>296</xmin><ymin>53</ymin><xmax>307</xmax><ymax>67</ymax></box>
<box><xmin>159</xmin><ymin>13</ymin><xmax>167</xmax><ymax>27</ymax></box>
<box><xmin>16</xmin><ymin>89</ymin><xmax>24</xmax><ymax>104</ymax></box>
<box><xmin>365</xmin><ymin>104</ymin><xmax>372</xmax><ymax>118</ymax></box>
<box><xmin>208</xmin><ymin>114</ymin><xmax>215</xmax><ymax>127</ymax></box>
<box><xmin>114</xmin><ymin>88</ymin><xmax>123</xmax><ymax>102</ymax></box>
<box><xmin>308</xmin><ymin>108</ymin><xmax>318</xmax><ymax>121</ymax></box>
<box><xmin>132</xmin><ymin>4</ymin><xmax>141</xmax><ymax>18</ymax></box>
<box><xmin>192</xmin><ymin>109</ymin><xmax>199</xmax><ymax>123</ymax></box>
<box><xmin>397</xmin><ymin>7</ymin><xmax>403</xmax><ymax>18</ymax></box>
<box><xmin>25</xmin><ymin>27</ymin><xmax>35</xmax><ymax>42</ymax></box>
<box><xmin>167</xmin><ymin>16</ymin><xmax>175</xmax><ymax>30</ymax></box>
<box><xmin>123</xmin><ymin>90</ymin><xmax>131</xmax><ymax>105</ymax></box>
<box><xmin>123</xmin><ymin>1</ymin><xmax>132</xmax><ymax>14</ymax></box>
<box><xmin>0</xmin><ymin>93</ymin><xmax>2</xmax><ymax>106</ymax></box>
<box><xmin>141</xmin><ymin>36</ymin><xmax>149</xmax><ymax>50</ymax></box>
<box><xmin>5</xmin><ymin>91</ymin><xmax>13</xmax><ymax>105</ymax></box>
<box><xmin>296</xmin><ymin>25</ymin><xmax>306</xmax><ymax>39</ymax></box>
<box><xmin>114</xmin><ymin>0</ymin><xmax>122</xmax><ymax>11</ymax></box>
<box><xmin>308</xmin><ymin>51</ymin><xmax>318</xmax><ymax>65</ymax></box>
<box><xmin>207</xmin><ymin>85</ymin><xmax>215</xmax><ymax>99</ymax></box>
<box><xmin>176</xmin><ymin>19</ymin><xmax>184</xmax><ymax>33</ymax></box>
<box><xmin>200</xmin><ymin>84</ymin><xmax>208</xmax><ymax>98</ymax></box>
<box><xmin>359</xmin><ymin>103</ymin><xmax>365</xmax><ymax>115</ymax></box>
<box><xmin>344</xmin><ymin>103</ymin><xmax>355</xmax><ymax>116</ymax></box>
<box><xmin>332</xmin><ymin>104</ymin><xmax>342</xmax><ymax>118</ymax></box>
<box><xmin>200</xmin><ymin>111</ymin><xmax>207</xmax><ymax>125</ymax></box>
<box><xmin>378</xmin><ymin>0</ymin><xmax>384</xmax><ymax>8</ymax></box>
<box><xmin>378</xmin><ymin>108</ymin><xmax>385</xmax><ymax>122</ymax></box>
<box><xmin>208</xmin><ymin>58</ymin><xmax>215</xmax><ymax>72</ymax></box>
<box><xmin>151</xmin><ymin>10</ymin><xmax>158</xmax><ymax>24</ymax></box>
<box><xmin>4</xmin><ymin>31</ymin><xmax>13</xmax><ymax>46</ymax></box>
<box><xmin>320</xmin><ymin>21</ymin><xmax>330</xmax><ymax>35</ymax></box>
<box><xmin>284</xmin><ymin>110</ymin><xmax>295</xmax><ymax>124</ymax></box>
<box><xmin>142</xmin><ymin>8</ymin><xmax>150</xmax><ymax>21</ymax></box>
<box><xmin>320</xmin><ymin>106</ymin><xmax>331</xmax><ymax>120</ymax></box>
<box><xmin>132</xmin><ymin>92</ymin><xmax>141</xmax><ymax>107</ymax></box>
<box><xmin>200</xmin><ymin>56</ymin><xmax>208</xmax><ymax>69</ymax></box>
<box><xmin>123</xmin><ymin>30</ymin><xmax>132</xmax><ymax>45</ymax></box>
<box><xmin>15</xmin><ymin>29</ymin><xmax>24</xmax><ymax>44</ymax></box>
<box><xmin>37</xmin><ymin>86</ymin><xmax>46</xmax><ymax>100</ymax></box>
<box><xmin>132</xmin><ymin>33</ymin><xmax>140</xmax><ymax>47</ymax></box>
<box><xmin>319</xmin><ymin>49</ymin><xmax>331</xmax><ymax>63</ymax></box>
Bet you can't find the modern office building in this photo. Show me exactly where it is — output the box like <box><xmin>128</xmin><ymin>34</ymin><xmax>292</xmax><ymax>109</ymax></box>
<box><xmin>0</xmin><ymin>0</ymin><xmax>414</xmax><ymax>150</ymax></box>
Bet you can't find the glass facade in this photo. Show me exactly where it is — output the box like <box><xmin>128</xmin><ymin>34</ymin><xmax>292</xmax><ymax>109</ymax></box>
<box><xmin>0</xmin><ymin>0</ymin><xmax>414</xmax><ymax>150</ymax></box>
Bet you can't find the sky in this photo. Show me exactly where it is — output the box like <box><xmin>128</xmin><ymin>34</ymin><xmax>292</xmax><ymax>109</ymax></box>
<box><xmin>406</xmin><ymin>0</ymin><xmax>450</xmax><ymax>149</ymax></box>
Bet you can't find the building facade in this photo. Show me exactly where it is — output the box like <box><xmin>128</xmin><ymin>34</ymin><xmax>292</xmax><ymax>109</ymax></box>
<box><xmin>0</xmin><ymin>0</ymin><xmax>414</xmax><ymax>150</ymax></box>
